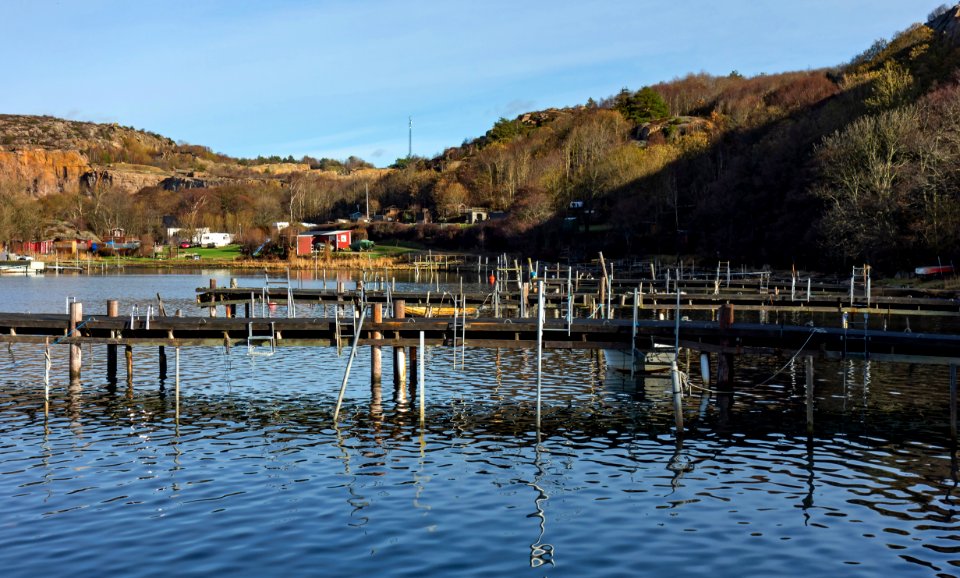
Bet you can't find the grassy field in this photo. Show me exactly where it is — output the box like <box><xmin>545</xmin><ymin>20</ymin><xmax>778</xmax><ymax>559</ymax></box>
<box><xmin>66</xmin><ymin>243</ymin><xmax>425</xmax><ymax>269</ymax></box>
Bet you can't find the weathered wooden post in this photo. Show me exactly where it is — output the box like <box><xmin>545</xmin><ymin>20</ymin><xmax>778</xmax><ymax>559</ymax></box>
<box><xmin>208</xmin><ymin>279</ymin><xmax>218</xmax><ymax>317</ymax></box>
<box><xmin>394</xmin><ymin>299</ymin><xmax>407</xmax><ymax>392</ymax></box>
<box><xmin>371</xmin><ymin>303</ymin><xmax>382</xmax><ymax>384</ymax></box>
<box><xmin>805</xmin><ymin>356</ymin><xmax>815</xmax><ymax>435</ymax></box>
<box><xmin>521</xmin><ymin>282</ymin><xmax>529</xmax><ymax>318</ymax></box>
<box><xmin>69</xmin><ymin>301</ymin><xmax>82</xmax><ymax>383</ymax></box>
<box><xmin>159</xmin><ymin>345</ymin><xmax>168</xmax><ymax>381</ymax></box>
<box><xmin>107</xmin><ymin>299</ymin><xmax>118</xmax><ymax>383</ymax></box>
<box><xmin>126</xmin><ymin>345</ymin><xmax>134</xmax><ymax>386</ymax></box>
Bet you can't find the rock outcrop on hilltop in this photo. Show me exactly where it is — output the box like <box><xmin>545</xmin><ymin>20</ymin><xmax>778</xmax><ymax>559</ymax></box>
<box><xmin>0</xmin><ymin>114</ymin><xmax>317</xmax><ymax>196</ymax></box>
<box><xmin>928</xmin><ymin>4</ymin><xmax>960</xmax><ymax>44</ymax></box>
<box><xmin>0</xmin><ymin>148</ymin><xmax>90</xmax><ymax>195</ymax></box>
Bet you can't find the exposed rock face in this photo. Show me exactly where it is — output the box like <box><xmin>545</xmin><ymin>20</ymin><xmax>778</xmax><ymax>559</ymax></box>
<box><xmin>928</xmin><ymin>5</ymin><xmax>960</xmax><ymax>44</ymax></box>
<box><xmin>80</xmin><ymin>169</ymin><xmax>166</xmax><ymax>194</ymax></box>
<box><xmin>247</xmin><ymin>162</ymin><xmax>312</xmax><ymax>174</ymax></box>
<box><xmin>0</xmin><ymin>148</ymin><xmax>90</xmax><ymax>195</ymax></box>
<box><xmin>0</xmin><ymin>114</ymin><xmax>174</xmax><ymax>152</ymax></box>
<box><xmin>81</xmin><ymin>168</ymin><xmax>234</xmax><ymax>193</ymax></box>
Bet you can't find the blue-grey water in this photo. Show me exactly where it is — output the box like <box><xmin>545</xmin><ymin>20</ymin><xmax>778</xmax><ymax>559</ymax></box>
<box><xmin>1</xmin><ymin>270</ymin><xmax>959</xmax><ymax>577</ymax></box>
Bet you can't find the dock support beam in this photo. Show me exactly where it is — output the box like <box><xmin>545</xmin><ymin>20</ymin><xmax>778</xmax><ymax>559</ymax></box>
<box><xmin>69</xmin><ymin>302</ymin><xmax>82</xmax><ymax>383</ymax></box>
<box><xmin>107</xmin><ymin>300</ymin><xmax>118</xmax><ymax>383</ymax></box>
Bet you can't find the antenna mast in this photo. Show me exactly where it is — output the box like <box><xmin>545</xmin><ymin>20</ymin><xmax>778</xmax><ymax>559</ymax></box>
<box><xmin>408</xmin><ymin>116</ymin><xmax>412</xmax><ymax>159</ymax></box>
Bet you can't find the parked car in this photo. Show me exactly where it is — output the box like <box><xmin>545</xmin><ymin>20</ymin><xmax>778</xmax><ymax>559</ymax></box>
<box><xmin>180</xmin><ymin>241</ymin><xmax>191</xmax><ymax>249</ymax></box>
<box><xmin>17</xmin><ymin>255</ymin><xmax>34</xmax><ymax>261</ymax></box>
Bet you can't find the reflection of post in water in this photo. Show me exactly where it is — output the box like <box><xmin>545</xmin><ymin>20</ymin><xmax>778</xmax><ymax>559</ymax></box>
<box><xmin>493</xmin><ymin>348</ymin><xmax>503</xmax><ymax>402</ymax></box>
<box><xmin>413</xmin><ymin>429</ymin><xmax>431</xmax><ymax>512</ymax></box>
<box><xmin>666</xmin><ymin>437</ymin><xmax>694</xmax><ymax>492</ymax></box>
<box><xmin>67</xmin><ymin>380</ymin><xmax>83</xmax><ymax>438</ymax></box>
<box><xmin>370</xmin><ymin>376</ymin><xmax>384</xmax><ymax>443</ymax></box>
<box><xmin>802</xmin><ymin>436</ymin><xmax>815</xmax><ymax>526</ymax></box>
<box><xmin>527</xmin><ymin>442</ymin><xmax>555</xmax><ymax>569</ymax></box>
<box><xmin>334</xmin><ymin>422</ymin><xmax>370</xmax><ymax>527</ymax></box>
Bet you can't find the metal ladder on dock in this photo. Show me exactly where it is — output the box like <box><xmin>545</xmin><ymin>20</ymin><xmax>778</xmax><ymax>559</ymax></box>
<box><xmin>264</xmin><ymin>269</ymin><xmax>295</xmax><ymax>317</ymax></box>
<box><xmin>715</xmin><ymin>261</ymin><xmax>731</xmax><ymax>294</ymax></box>
<box><xmin>335</xmin><ymin>303</ymin><xmax>359</xmax><ymax>356</ymax></box>
<box><xmin>759</xmin><ymin>271</ymin><xmax>771</xmax><ymax>295</ymax></box>
<box><xmin>844</xmin><ymin>265</ymin><xmax>872</xmax><ymax>359</ymax></box>
<box><xmin>247</xmin><ymin>321</ymin><xmax>277</xmax><ymax>356</ymax></box>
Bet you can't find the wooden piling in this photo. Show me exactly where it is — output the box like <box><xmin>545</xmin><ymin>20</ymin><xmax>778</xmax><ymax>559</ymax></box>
<box><xmin>69</xmin><ymin>302</ymin><xmax>82</xmax><ymax>383</ymax></box>
<box><xmin>521</xmin><ymin>282</ymin><xmax>529</xmax><ymax>318</ymax></box>
<box><xmin>159</xmin><ymin>346</ymin><xmax>167</xmax><ymax>380</ymax></box>
<box><xmin>125</xmin><ymin>345</ymin><xmax>134</xmax><ymax>385</ymax></box>
<box><xmin>371</xmin><ymin>304</ymin><xmax>382</xmax><ymax>384</ymax></box>
<box><xmin>107</xmin><ymin>300</ymin><xmax>118</xmax><ymax>382</ymax></box>
<box><xmin>209</xmin><ymin>279</ymin><xmax>218</xmax><ymax>317</ymax></box>
<box><xmin>394</xmin><ymin>299</ymin><xmax>407</xmax><ymax>389</ymax></box>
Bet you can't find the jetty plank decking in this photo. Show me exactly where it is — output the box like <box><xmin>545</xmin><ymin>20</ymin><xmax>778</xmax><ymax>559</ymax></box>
<box><xmin>1</xmin><ymin>311</ymin><xmax>958</xmax><ymax>364</ymax></box>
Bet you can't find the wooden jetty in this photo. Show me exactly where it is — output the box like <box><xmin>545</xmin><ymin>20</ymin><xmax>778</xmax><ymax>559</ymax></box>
<box><xmin>196</xmin><ymin>283</ymin><xmax>960</xmax><ymax>319</ymax></box>
<box><xmin>3</xmin><ymin>284</ymin><xmax>959</xmax><ymax>436</ymax></box>
<box><xmin>1</xmin><ymin>311</ymin><xmax>958</xmax><ymax>362</ymax></box>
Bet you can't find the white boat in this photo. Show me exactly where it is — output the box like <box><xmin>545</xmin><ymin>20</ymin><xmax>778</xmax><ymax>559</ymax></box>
<box><xmin>0</xmin><ymin>260</ymin><xmax>45</xmax><ymax>275</ymax></box>
<box><xmin>603</xmin><ymin>343</ymin><xmax>675</xmax><ymax>374</ymax></box>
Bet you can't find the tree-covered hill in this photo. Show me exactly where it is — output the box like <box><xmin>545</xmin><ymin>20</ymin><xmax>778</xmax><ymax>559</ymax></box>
<box><xmin>3</xmin><ymin>5</ymin><xmax>960</xmax><ymax>273</ymax></box>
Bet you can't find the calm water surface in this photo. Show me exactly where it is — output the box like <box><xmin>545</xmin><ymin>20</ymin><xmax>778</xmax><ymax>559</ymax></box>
<box><xmin>0</xmin><ymin>271</ymin><xmax>958</xmax><ymax>577</ymax></box>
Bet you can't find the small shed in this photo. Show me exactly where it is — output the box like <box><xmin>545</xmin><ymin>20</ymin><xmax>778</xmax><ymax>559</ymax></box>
<box><xmin>296</xmin><ymin>230</ymin><xmax>352</xmax><ymax>256</ymax></box>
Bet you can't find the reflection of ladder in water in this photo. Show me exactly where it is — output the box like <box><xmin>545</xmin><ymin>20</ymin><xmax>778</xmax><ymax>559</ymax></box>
<box><xmin>844</xmin><ymin>265</ymin><xmax>871</xmax><ymax>359</ymax></box>
<box><xmin>247</xmin><ymin>321</ymin><xmax>276</xmax><ymax>356</ymax></box>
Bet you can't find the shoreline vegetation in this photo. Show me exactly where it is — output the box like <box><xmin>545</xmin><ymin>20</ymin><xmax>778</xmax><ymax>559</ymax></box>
<box><xmin>31</xmin><ymin>245</ymin><xmax>419</xmax><ymax>271</ymax></box>
<box><xmin>16</xmin><ymin>245</ymin><xmax>960</xmax><ymax>293</ymax></box>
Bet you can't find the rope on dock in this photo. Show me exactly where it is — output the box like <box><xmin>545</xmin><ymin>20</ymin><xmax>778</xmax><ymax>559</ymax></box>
<box><xmin>677</xmin><ymin>327</ymin><xmax>828</xmax><ymax>396</ymax></box>
<box><xmin>51</xmin><ymin>316</ymin><xmax>95</xmax><ymax>346</ymax></box>
<box><xmin>755</xmin><ymin>327</ymin><xmax>826</xmax><ymax>387</ymax></box>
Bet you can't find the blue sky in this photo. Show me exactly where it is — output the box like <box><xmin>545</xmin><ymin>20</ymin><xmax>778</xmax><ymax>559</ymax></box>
<box><xmin>1</xmin><ymin>0</ymin><xmax>937</xmax><ymax>166</ymax></box>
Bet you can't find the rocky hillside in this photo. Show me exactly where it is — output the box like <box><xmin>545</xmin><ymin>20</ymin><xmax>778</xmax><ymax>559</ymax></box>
<box><xmin>0</xmin><ymin>114</ymin><xmax>309</xmax><ymax>197</ymax></box>
<box><xmin>0</xmin><ymin>114</ymin><xmax>174</xmax><ymax>151</ymax></box>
